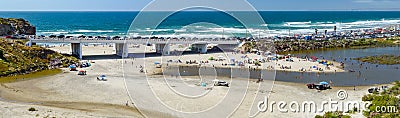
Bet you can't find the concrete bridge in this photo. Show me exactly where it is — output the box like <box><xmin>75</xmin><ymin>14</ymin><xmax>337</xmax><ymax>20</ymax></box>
<box><xmin>29</xmin><ymin>37</ymin><xmax>241</xmax><ymax>59</ymax></box>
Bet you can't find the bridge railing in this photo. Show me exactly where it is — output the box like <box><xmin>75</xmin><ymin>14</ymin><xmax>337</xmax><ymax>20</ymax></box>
<box><xmin>32</xmin><ymin>37</ymin><xmax>241</xmax><ymax>42</ymax></box>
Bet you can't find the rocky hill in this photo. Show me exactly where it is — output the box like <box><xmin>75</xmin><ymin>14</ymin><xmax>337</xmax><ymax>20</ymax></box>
<box><xmin>0</xmin><ymin>18</ymin><xmax>36</xmax><ymax>36</ymax></box>
<box><xmin>0</xmin><ymin>38</ymin><xmax>78</xmax><ymax>77</ymax></box>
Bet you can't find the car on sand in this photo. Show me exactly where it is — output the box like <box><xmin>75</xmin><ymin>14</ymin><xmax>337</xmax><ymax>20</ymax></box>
<box><xmin>213</xmin><ymin>79</ymin><xmax>229</xmax><ymax>87</ymax></box>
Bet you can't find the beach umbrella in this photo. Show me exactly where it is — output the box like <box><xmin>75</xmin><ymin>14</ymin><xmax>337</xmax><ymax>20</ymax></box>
<box><xmin>320</xmin><ymin>81</ymin><xmax>329</xmax><ymax>85</ymax></box>
<box><xmin>218</xmin><ymin>55</ymin><xmax>224</xmax><ymax>59</ymax></box>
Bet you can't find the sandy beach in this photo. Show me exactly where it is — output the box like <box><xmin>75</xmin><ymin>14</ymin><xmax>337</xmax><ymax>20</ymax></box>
<box><xmin>0</xmin><ymin>44</ymin><xmax>377</xmax><ymax>117</ymax></box>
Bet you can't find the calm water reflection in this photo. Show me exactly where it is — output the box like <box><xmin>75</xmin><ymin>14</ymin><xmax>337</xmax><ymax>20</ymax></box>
<box><xmin>165</xmin><ymin>47</ymin><xmax>400</xmax><ymax>86</ymax></box>
<box><xmin>278</xmin><ymin>46</ymin><xmax>400</xmax><ymax>86</ymax></box>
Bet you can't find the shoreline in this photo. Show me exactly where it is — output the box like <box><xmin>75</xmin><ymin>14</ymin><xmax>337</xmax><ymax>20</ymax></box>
<box><xmin>0</xmin><ymin>69</ymin><xmax>62</xmax><ymax>83</ymax></box>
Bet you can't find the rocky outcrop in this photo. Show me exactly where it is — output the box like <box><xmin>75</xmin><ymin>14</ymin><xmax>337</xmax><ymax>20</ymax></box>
<box><xmin>22</xmin><ymin>26</ymin><xmax>36</xmax><ymax>35</ymax></box>
<box><xmin>0</xmin><ymin>18</ymin><xmax>36</xmax><ymax>36</ymax></box>
<box><xmin>0</xmin><ymin>24</ymin><xmax>13</xmax><ymax>36</ymax></box>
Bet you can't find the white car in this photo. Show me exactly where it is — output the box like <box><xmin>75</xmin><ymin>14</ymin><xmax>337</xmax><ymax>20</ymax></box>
<box><xmin>213</xmin><ymin>80</ymin><xmax>229</xmax><ymax>87</ymax></box>
<box><xmin>97</xmin><ymin>75</ymin><xmax>107</xmax><ymax>81</ymax></box>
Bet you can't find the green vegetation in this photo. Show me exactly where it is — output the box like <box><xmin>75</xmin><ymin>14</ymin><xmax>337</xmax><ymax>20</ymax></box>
<box><xmin>315</xmin><ymin>111</ymin><xmax>351</xmax><ymax>118</ymax></box>
<box><xmin>274</xmin><ymin>38</ymin><xmax>400</xmax><ymax>54</ymax></box>
<box><xmin>316</xmin><ymin>81</ymin><xmax>400</xmax><ymax>118</ymax></box>
<box><xmin>254</xmin><ymin>61</ymin><xmax>261</xmax><ymax>66</ymax></box>
<box><xmin>0</xmin><ymin>18</ymin><xmax>30</xmax><ymax>25</ymax></box>
<box><xmin>0</xmin><ymin>38</ymin><xmax>78</xmax><ymax>77</ymax></box>
<box><xmin>355</xmin><ymin>55</ymin><xmax>400</xmax><ymax>65</ymax></box>
<box><xmin>241</xmin><ymin>41</ymin><xmax>257</xmax><ymax>53</ymax></box>
<box><xmin>361</xmin><ymin>81</ymin><xmax>400</xmax><ymax>117</ymax></box>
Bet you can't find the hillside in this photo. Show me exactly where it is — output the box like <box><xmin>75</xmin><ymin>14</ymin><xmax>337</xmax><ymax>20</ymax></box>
<box><xmin>0</xmin><ymin>18</ymin><xmax>36</xmax><ymax>36</ymax></box>
<box><xmin>0</xmin><ymin>38</ymin><xmax>78</xmax><ymax>77</ymax></box>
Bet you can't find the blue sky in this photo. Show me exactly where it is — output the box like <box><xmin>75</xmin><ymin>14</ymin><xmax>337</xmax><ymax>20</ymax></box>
<box><xmin>1</xmin><ymin>0</ymin><xmax>399</xmax><ymax>11</ymax></box>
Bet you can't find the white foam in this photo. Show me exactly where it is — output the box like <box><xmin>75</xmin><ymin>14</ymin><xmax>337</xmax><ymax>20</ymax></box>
<box><xmin>139</xmin><ymin>29</ymin><xmax>175</xmax><ymax>32</ymax></box>
<box><xmin>285</xmin><ymin>21</ymin><xmax>312</xmax><ymax>25</ymax></box>
<box><xmin>40</xmin><ymin>32</ymin><xmax>69</xmax><ymax>34</ymax></box>
<box><xmin>74</xmin><ymin>30</ymin><xmax>114</xmax><ymax>33</ymax></box>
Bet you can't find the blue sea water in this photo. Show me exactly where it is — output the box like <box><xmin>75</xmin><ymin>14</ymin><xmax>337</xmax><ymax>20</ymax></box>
<box><xmin>1</xmin><ymin>11</ymin><xmax>400</xmax><ymax>37</ymax></box>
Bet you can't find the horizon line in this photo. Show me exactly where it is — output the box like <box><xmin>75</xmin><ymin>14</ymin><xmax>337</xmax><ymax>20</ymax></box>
<box><xmin>1</xmin><ymin>10</ymin><xmax>400</xmax><ymax>12</ymax></box>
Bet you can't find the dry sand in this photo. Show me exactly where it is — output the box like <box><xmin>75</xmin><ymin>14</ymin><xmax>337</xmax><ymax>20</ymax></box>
<box><xmin>0</xmin><ymin>44</ymin><xmax>375</xmax><ymax>117</ymax></box>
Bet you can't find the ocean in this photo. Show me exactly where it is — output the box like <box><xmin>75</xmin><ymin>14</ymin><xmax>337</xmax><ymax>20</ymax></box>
<box><xmin>1</xmin><ymin>11</ymin><xmax>400</xmax><ymax>37</ymax></box>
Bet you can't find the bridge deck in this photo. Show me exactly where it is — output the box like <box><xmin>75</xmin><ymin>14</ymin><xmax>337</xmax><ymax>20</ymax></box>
<box><xmin>31</xmin><ymin>38</ymin><xmax>240</xmax><ymax>44</ymax></box>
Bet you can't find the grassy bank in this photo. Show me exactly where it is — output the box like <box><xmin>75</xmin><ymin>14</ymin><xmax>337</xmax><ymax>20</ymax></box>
<box><xmin>272</xmin><ymin>38</ymin><xmax>400</xmax><ymax>55</ymax></box>
<box><xmin>355</xmin><ymin>55</ymin><xmax>400</xmax><ymax>65</ymax></box>
<box><xmin>0</xmin><ymin>38</ymin><xmax>78</xmax><ymax>77</ymax></box>
<box><xmin>0</xmin><ymin>69</ymin><xmax>62</xmax><ymax>83</ymax></box>
<box><xmin>361</xmin><ymin>81</ymin><xmax>400</xmax><ymax>117</ymax></box>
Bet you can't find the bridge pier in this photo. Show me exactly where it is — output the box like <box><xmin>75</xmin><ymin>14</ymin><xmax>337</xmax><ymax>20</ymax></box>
<box><xmin>191</xmin><ymin>44</ymin><xmax>208</xmax><ymax>54</ymax></box>
<box><xmin>155</xmin><ymin>44</ymin><xmax>170</xmax><ymax>55</ymax></box>
<box><xmin>115</xmin><ymin>43</ymin><xmax>129</xmax><ymax>58</ymax></box>
<box><xmin>28</xmin><ymin>38</ymin><xmax>36</xmax><ymax>46</ymax></box>
<box><xmin>71</xmin><ymin>43</ymin><xmax>82</xmax><ymax>60</ymax></box>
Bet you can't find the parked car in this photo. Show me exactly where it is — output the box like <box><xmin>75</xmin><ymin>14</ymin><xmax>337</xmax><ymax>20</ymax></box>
<box><xmin>307</xmin><ymin>83</ymin><xmax>317</xmax><ymax>89</ymax></box>
<box><xmin>213</xmin><ymin>80</ymin><xmax>229</xmax><ymax>87</ymax></box>
<box><xmin>49</xmin><ymin>35</ymin><xmax>57</xmax><ymax>38</ymax></box>
<box><xmin>368</xmin><ymin>87</ymin><xmax>379</xmax><ymax>93</ymax></box>
<box><xmin>78</xmin><ymin>70</ymin><xmax>87</xmax><ymax>75</ymax></box>
<box><xmin>97</xmin><ymin>75</ymin><xmax>107</xmax><ymax>81</ymax></box>
<box><xmin>69</xmin><ymin>64</ymin><xmax>77</xmax><ymax>71</ymax></box>
<box><xmin>57</xmin><ymin>35</ymin><xmax>65</xmax><ymax>38</ymax></box>
<box><xmin>307</xmin><ymin>82</ymin><xmax>331</xmax><ymax>90</ymax></box>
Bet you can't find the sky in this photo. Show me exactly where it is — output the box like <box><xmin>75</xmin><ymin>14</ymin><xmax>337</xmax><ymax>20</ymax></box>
<box><xmin>1</xmin><ymin>0</ymin><xmax>400</xmax><ymax>11</ymax></box>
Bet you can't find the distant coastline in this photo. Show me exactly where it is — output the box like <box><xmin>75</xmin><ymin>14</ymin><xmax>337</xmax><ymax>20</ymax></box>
<box><xmin>1</xmin><ymin>11</ymin><xmax>400</xmax><ymax>37</ymax></box>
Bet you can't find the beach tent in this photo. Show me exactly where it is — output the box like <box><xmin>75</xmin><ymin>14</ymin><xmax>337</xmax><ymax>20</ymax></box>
<box><xmin>230</xmin><ymin>58</ymin><xmax>235</xmax><ymax>62</ymax></box>
<box><xmin>311</xmin><ymin>56</ymin><xmax>318</xmax><ymax>60</ymax></box>
<box><xmin>304</xmin><ymin>36</ymin><xmax>312</xmax><ymax>40</ymax></box>
<box><xmin>208</xmin><ymin>56</ymin><xmax>215</xmax><ymax>60</ymax></box>
<box><xmin>201</xmin><ymin>82</ymin><xmax>207</xmax><ymax>87</ymax></box>
<box><xmin>238</xmin><ymin>61</ymin><xmax>244</xmax><ymax>66</ymax></box>
<box><xmin>154</xmin><ymin>62</ymin><xmax>160</xmax><ymax>65</ymax></box>
<box><xmin>277</xmin><ymin>55</ymin><xmax>283</xmax><ymax>59</ymax></box>
<box><xmin>69</xmin><ymin>64</ymin><xmax>76</xmax><ymax>68</ymax></box>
